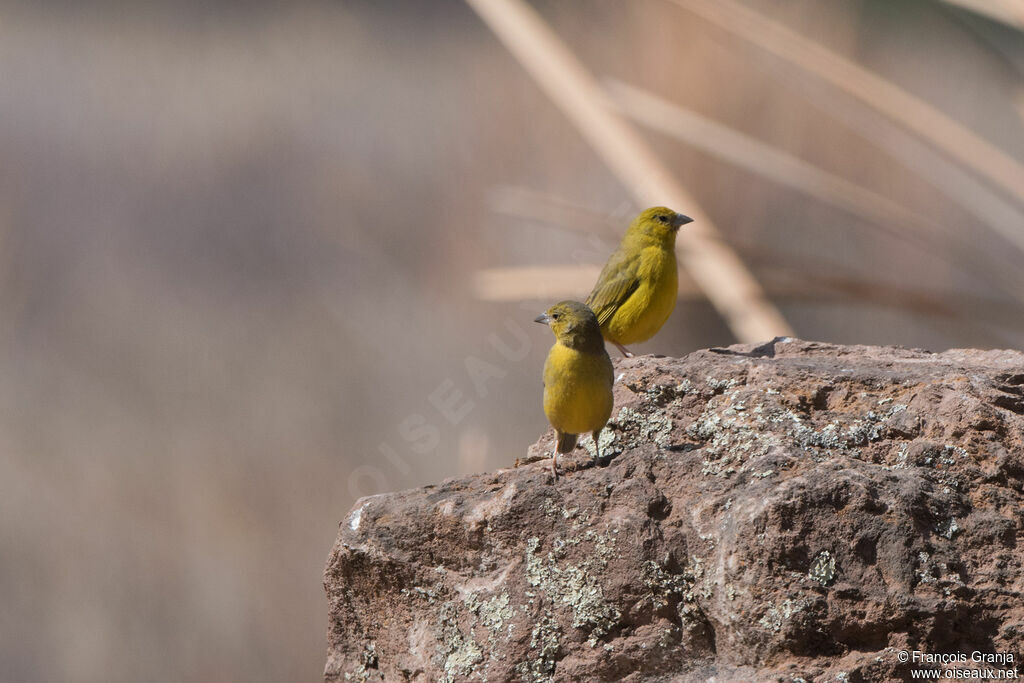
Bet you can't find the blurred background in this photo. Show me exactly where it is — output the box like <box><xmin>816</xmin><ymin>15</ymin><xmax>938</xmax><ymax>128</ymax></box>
<box><xmin>0</xmin><ymin>0</ymin><xmax>1021</xmax><ymax>680</ymax></box>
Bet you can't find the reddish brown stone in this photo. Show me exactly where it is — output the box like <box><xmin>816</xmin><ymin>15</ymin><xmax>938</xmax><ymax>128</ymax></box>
<box><xmin>325</xmin><ymin>340</ymin><xmax>1024</xmax><ymax>681</ymax></box>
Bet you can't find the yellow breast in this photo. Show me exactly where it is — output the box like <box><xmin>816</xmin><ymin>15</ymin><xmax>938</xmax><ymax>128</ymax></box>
<box><xmin>603</xmin><ymin>247</ymin><xmax>678</xmax><ymax>345</ymax></box>
<box><xmin>542</xmin><ymin>343</ymin><xmax>614</xmax><ymax>436</ymax></box>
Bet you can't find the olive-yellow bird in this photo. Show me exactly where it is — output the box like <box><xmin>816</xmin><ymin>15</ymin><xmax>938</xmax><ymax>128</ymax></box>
<box><xmin>534</xmin><ymin>301</ymin><xmax>614</xmax><ymax>479</ymax></box>
<box><xmin>587</xmin><ymin>207</ymin><xmax>693</xmax><ymax>357</ymax></box>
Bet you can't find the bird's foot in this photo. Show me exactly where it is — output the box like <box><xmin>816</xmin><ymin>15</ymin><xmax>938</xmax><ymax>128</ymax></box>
<box><xmin>613</xmin><ymin>342</ymin><xmax>634</xmax><ymax>358</ymax></box>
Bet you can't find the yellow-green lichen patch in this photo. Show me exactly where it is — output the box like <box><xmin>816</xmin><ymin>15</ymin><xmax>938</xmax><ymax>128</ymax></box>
<box><xmin>474</xmin><ymin>593</ymin><xmax>514</xmax><ymax>635</ymax></box>
<box><xmin>914</xmin><ymin>551</ymin><xmax>967</xmax><ymax>596</ymax></box>
<box><xmin>524</xmin><ymin>535</ymin><xmax>622</xmax><ymax>647</ymax></box>
<box><xmin>808</xmin><ymin>551</ymin><xmax>837</xmax><ymax>586</ymax></box>
<box><xmin>640</xmin><ymin>560</ymin><xmax>697</xmax><ymax>609</ymax></box>
<box><xmin>465</xmin><ymin>591</ymin><xmax>516</xmax><ymax>659</ymax></box>
<box><xmin>690</xmin><ymin>382</ymin><xmax>916</xmax><ymax>475</ymax></box>
<box><xmin>626</xmin><ymin>377</ymin><xmax>694</xmax><ymax>405</ymax></box>
<box><xmin>514</xmin><ymin>611</ymin><xmax>561</xmax><ymax>682</ymax></box>
<box><xmin>757</xmin><ymin>598</ymin><xmax>811</xmax><ymax>633</ymax></box>
<box><xmin>400</xmin><ymin>580</ymin><xmax>445</xmax><ymax>604</ymax></box>
<box><xmin>935</xmin><ymin>518</ymin><xmax>959</xmax><ymax>539</ymax></box>
<box><xmin>539</xmin><ymin>497</ymin><xmax>591</xmax><ymax>528</ymax></box>
<box><xmin>580</xmin><ymin>428</ymin><xmax>621</xmax><ymax>460</ymax></box>
<box><xmin>611</xmin><ymin>405</ymin><xmax>674</xmax><ymax>450</ymax></box>
<box><xmin>437</xmin><ymin>601</ymin><xmax>483</xmax><ymax>682</ymax></box>
<box><xmin>770</xmin><ymin>403</ymin><xmax>909</xmax><ymax>458</ymax></box>
<box><xmin>704</xmin><ymin>376</ymin><xmax>740</xmax><ymax>393</ymax></box>
<box><xmin>639</xmin><ymin>558</ymin><xmax>715</xmax><ymax>649</ymax></box>
<box><xmin>688</xmin><ymin>389</ymin><xmax>779</xmax><ymax>476</ymax></box>
<box><xmin>343</xmin><ymin>641</ymin><xmax>380</xmax><ymax>681</ymax></box>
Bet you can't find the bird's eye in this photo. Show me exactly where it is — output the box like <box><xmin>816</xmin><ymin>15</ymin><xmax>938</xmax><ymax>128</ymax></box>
<box><xmin>657</xmin><ymin>215</ymin><xmax>669</xmax><ymax>224</ymax></box>
<box><xmin>552</xmin><ymin>313</ymin><xmax>561</xmax><ymax>320</ymax></box>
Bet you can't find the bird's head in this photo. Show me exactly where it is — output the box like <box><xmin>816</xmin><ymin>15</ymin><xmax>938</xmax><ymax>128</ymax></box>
<box><xmin>629</xmin><ymin>206</ymin><xmax>693</xmax><ymax>243</ymax></box>
<box><xmin>534</xmin><ymin>301</ymin><xmax>605</xmax><ymax>352</ymax></box>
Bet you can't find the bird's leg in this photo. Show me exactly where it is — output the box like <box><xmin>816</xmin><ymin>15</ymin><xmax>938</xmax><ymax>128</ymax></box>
<box><xmin>613</xmin><ymin>342</ymin><xmax>633</xmax><ymax>358</ymax></box>
<box><xmin>592</xmin><ymin>429</ymin><xmax>602</xmax><ymax>461</ymax></box>
<box><xmin>542</xmin><ymin>432</ymin><xmax>560</xmax><ymax>480</ymax></box>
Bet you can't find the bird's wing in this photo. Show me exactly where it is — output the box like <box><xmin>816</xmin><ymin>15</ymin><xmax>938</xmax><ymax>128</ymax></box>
<box><xmin>586</xmin><ymin>248</ymin><xmax>640</xmax><ymax>326</ymax></box>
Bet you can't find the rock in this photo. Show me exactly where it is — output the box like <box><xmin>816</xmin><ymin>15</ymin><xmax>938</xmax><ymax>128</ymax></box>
<box><xmin>324</xmin><ymin>339</ymin><xmax>1024</xmax><ymax>681</ymax></box>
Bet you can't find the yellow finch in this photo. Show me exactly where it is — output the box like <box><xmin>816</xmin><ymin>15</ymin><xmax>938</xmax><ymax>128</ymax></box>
<box><xmin>534</xmin><ymin>301</ymin><xmax>614</xmax><ymax>479</ymax></box>
<box><xmin>587</xmin><ymin>207</ymin><xmax>693</xmax><ymax>357</ymax></box>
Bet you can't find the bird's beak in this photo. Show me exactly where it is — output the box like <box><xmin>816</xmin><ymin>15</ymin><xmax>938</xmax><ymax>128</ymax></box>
<box><xmin>534</xmin><ymin>312</ymin><xmax>552</xmax><ymax>325</ymax></box>
<box><xmin>672</xmin><ymin>213</ymin><xmax>694</xmax><ymax>229</ymax></box>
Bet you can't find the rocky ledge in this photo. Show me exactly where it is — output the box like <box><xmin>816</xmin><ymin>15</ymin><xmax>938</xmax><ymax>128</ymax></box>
<box><xmin>324</xmin><ymin>339</ymin><xmax>1024</xmax><ymax>681</ymax></box>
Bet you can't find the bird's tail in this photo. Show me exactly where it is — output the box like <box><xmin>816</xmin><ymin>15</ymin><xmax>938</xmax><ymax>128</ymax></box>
<box><xmin>556</xmin><ymin>432</ymin><xmax>577</xmax><ymax>454</ymax></box>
